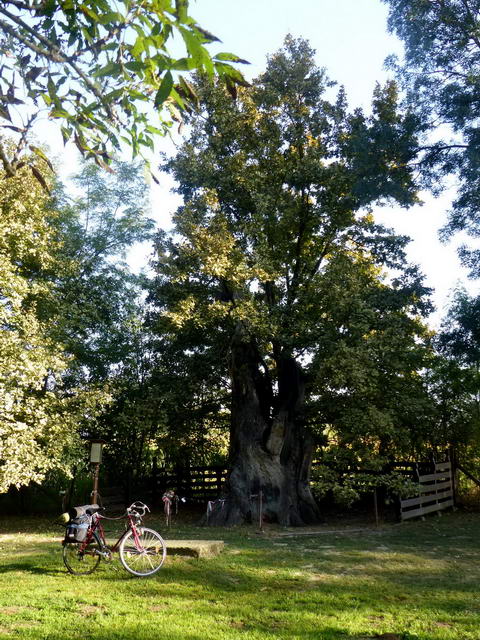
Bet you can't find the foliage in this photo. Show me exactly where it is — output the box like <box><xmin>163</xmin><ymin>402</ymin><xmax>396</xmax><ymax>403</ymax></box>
<box><xmin>384</xmin><ymin>0</ymin><xmax>480</xmax><ymax>276</ymax></box>
<box><xmin>431</xmin><ymin>288</ymin><xmax>480</xmax><ymax>463</ymax></box>
<box><xmin>94</xmin><ymin>314</ymin><xmax>231</xmax><ymax>490</ymax></box>
<box><xmin>0</xmin><ymin>153</ymin><xmax>109</xmax><ymax>492</ymax></box>
<box><xmin>437</xmin><ymin>288</ymin><xmax>480</xmax><ymax>367</ymax></box>
<box><xmin>308</xmin><ymin>256</ymin><xmax>435</xmax><ymax>458</ymax></box>
<box><xmin>0</xmin><ymin>0</ymin><xmax>248</xmax><ymax>178</ymax></box>
<box><xmin>46</xmin><ymin>159</ymin><xmax>154</xmax><ymax>386</ymax></box>
<box><xmin>310</xmin><ymin>465</ymin><xmax>419</xmax><ymax>508</ymax></box>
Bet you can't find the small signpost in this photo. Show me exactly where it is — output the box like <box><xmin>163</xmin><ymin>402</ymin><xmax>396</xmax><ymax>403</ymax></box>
<box><xmin>90</xmin><ymin>440</ymin><xmax>104</xmax><ymax>505</ymax></box>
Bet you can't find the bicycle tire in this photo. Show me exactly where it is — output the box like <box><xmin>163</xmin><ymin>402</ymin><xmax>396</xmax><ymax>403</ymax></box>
<box><xmin>119</xmin><ymin>527</ymin><xmax>166</xmax><ymax>577</ymax></box>
<box><xmin>62</xmin><ymin>537</ymin><xmax>102</xmax><ymax>575</ymax></box>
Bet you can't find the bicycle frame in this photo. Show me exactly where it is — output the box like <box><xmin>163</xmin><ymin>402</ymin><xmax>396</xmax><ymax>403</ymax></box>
<box><xmin>78</xmin><ymin>510</ymin><xmax>143</xmax><ymax>555</ymax></box>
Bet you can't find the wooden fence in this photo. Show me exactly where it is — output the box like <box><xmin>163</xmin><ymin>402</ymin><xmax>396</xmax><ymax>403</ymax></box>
<box><xmin>153</xmin><ymin>465</ymin><xmax>228</xmax><ymax>504</ymax></box>
<box><xmin>100</xmin><ymin>459</ymin><xmax>455</xmax><ymax>517</ymax></box>
<box><xmin>400</xmin><ymin>461</ymin><xmax>454</xmax><ymax>521</ymax></box>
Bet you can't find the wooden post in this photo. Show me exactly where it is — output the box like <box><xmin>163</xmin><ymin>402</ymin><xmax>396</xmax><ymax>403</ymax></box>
<box><xmin>258</xmin><ymin>490</ymin><xmax>263</xmax><ymax>531</ymax></box>
<box><xmin>92</xmin><ymin>462</ymin><xmax>100</xmax><ymax>505</ymax></box>
<box><xmin>89</xmin><ymin>440</ymin><xmax>104</xmax><ymax>505</ymax></box>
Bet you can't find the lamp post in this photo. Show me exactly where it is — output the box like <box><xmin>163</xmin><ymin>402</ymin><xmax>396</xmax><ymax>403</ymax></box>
<box><xmin>90</xmin><ymin>440</ymin><xmax>104</xmax><ymax>505</ymax></box>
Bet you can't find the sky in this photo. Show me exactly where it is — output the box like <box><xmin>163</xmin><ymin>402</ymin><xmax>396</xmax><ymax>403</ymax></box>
<box><xmin>49</xmin><ymin>0</ymin><xmax>478</xmax><ymax>327</ymax></box>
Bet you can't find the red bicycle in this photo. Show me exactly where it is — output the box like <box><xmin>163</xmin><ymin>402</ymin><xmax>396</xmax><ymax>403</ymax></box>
<box><xmin>62</xmin><ymin>501</ymin><xmax>166</xmax><ymax>577</ymax></box>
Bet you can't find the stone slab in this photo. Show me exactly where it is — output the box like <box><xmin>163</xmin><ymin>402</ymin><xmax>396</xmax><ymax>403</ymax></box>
<box><xmin>165</xmin><ymin>539</ymin><xmax>224</xmax><ymax>558</ymax></box>
<box><xmin>104</xmin><ymin>537</ymin><xmax>224</xmax><ymax>558</ymax></box>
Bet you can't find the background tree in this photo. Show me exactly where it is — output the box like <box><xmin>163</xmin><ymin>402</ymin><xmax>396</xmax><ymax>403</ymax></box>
<box><xmin>431</xmin><ymin>289</ymin><xmax>480</xmax><ymax>466</ymax></box>
<box><xmin>383</xmin><ymin>0</ymin><xmax>480</xmax><ymax>276</ymax></box>
<box><xmin>95</xmin><ymin>315</ymin><xmax>230</xmax><ymax>499</ymax></box>
<box><xmin>46</xmin><ymin>159</ymin><xmax>154</xmax><ymax>386</ymax></box>
<box><xmin>0</xmin><ymin>152</ymin><xmax>160</xmax><ymax>493</ymax></box>
<box><xmin>149</xmin><ymin>37</ymin><xmax>430</xmax><ymax>526</ymax></box>
<box><xmin>0</xmin><ymin>0</ymin><xmax>248</xmax><ymax>179</ymax></box>
<box><xmin>0</xmin><ymin>150</ymin><xmax>107</xmax><ymax>492</ymax></box>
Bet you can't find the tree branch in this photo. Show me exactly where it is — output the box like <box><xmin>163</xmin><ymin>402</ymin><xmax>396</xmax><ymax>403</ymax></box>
<box><xmin>0</xmin><ymin>137</ymin><xmax>15</xmax><ymax>176</ymax></box>
<box><xmin>0</xmin><ymin>9</ymin><xmax>116</xmax><ymax>121</ymax></box>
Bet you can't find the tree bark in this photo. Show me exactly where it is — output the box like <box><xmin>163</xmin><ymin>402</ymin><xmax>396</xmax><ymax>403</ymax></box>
<box><xmin>206</xmin><ymin>324</ymin><xmax>321</xmax><ymax>526</ymax></box>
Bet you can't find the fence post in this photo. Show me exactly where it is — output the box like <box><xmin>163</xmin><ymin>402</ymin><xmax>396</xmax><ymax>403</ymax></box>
<box><xmin>373</xmin><ymin>488</ymin><xmax>379</xmax><ymax>527</ymax></box>
<box><xmin>216</xmin><ymin>468</ymin><xmax>223</xmax><ymax>494</ymax></box>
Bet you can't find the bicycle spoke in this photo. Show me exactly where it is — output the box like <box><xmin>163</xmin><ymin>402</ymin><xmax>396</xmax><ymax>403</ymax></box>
<box><xmin>119</xmin><ymin>528</ymin><xmax>166</xmax><ymax>577</ymax></box>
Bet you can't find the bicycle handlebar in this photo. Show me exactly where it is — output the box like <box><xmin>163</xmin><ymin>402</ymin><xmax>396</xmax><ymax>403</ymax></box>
<box><xmin>127</xmin><ymin>501</ymin><xmax>150</xmax><ymax>517</ymax></box>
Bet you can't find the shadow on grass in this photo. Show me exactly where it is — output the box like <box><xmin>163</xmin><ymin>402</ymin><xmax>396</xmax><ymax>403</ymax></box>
<box><xmin>0</xmin><ymin>561</ymin><xmax>65</xmax><ymax>576</ymax></box>
<box><xmin>16</xmin><ymin>625</ymin><xmax>417</xmax><ymax>640</ymax></box>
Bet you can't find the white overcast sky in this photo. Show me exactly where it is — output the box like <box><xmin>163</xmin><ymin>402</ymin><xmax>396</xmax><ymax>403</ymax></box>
<box><xmin>47</xmin><ymin>0</ymin><xmax>479</xmax><ymax>327</ymax></box>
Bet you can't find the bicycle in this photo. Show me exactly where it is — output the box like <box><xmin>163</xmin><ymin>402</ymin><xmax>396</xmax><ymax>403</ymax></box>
<box><xmin>62</xmin><ymin>501</ymin><xmax>166</xmax><ymax>577</ymax></box>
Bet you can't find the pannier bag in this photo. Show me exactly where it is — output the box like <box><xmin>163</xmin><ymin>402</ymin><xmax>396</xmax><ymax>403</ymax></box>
<box><xmin>65</xmin><ymin>515</ymin><xmax>90</xmax><ymax>543</ymax></box>
<box><xmin>64</xmin><ymin>504</ymin><xmax>99</xmax><ymax>544</ymax></box>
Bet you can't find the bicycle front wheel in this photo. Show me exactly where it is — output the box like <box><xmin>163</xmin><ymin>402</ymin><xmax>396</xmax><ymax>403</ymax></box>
<box><xmin>63</xmin><ymin>540</ymin><xmax>101</xmax><ymax>575</ymax></box>
<box><xmin>119</xmin><ymin>527</ymin><xmax>166</xmax><ymax>577</ymax></box>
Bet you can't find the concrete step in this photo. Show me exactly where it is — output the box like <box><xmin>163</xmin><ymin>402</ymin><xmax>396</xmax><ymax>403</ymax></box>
<box><xmin>105</xmin><ymin>538</ymin><xmax>224</xmax><ymax>558</ymax></box>
<box><xmin>165</xmin><ymin>539</ymin><xmax>224</xmax><ymax>558</ymax></box>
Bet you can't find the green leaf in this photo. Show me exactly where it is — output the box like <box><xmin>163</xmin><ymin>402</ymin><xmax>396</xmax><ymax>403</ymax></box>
<box><xmin>214</xmin><ymin>52</ymin><xmax>250</xmax><ymax>65</ymax></box>
<box><xmin>125</xmin><ymin>61</ymin><xmax>146</xmax><ymax>73</ymax></box>
<box><xmin>98</xmin><ymin>11</ymin><xmax>124</xmax><ymax>26</ymax></box>
<box><xmin>192</xmin><ymin>25</ymin><xmax>221</xmax><ymax>44</ymax></box>
<box><xmin>60</xmin><ymin>125</ymin><xmax>72</xmax><ymax>144</ymax></box>
<box><xmin>171</xmin><ymin>57</ymin><xmax>196</xmax><ymax>71</ymax></box>
<box><xmin>79</xmin><ymin>4</ymin><xmax>100</xmax><ymax>22</ymax></box>
<box><xmin>30</xmin><ymin>165</ymin><xmax>51</xmax><ymax>194</ymax></box>
<box><xmin>47</xmin><ymin>75</ymin><xmax>56</xmax><ymax>100</ymax></box>
<box><xmin>146</xmin><ymin>124</ymin><xmax>165</xmax><ymax>136</ymax></box>
<box><xmin>29</xmin><ymin>145</ymin><xmax>55</xmax><ymax>172</ymax></box>
<box><xmin>0</xmin><ymin>104</ymin><xmax>12</xmax><ymax>122</ymax></box>
<box><xmin>179</xmin><ymin>26</ymin><xmax>204</xmax><ymax>68</ymax></box>
<box><xmin>131</xmin><ymin>36</ymin><xmax>145</xmax><ymax>59</ymax></box>
<box><xmin>175</xmin><ymin>0</ymin><xmax>188</xmax><ymax>23</ymax></box>
<box><xmin>215</xmin><ymin>64</ymin><xmax>250</xmax><ymax>88</ymax></box>
<box><xmin>177</xmin><ymin>76</ymin><xmax>198</xmax><ymax>107</ymax></box>
<box><xmin>48</xmin><ymin>108</ymin><xmax>70</xmax><ymax>119</ymax></box>
<box><xmin>154</xmin><ymin>71</ymin><xmax>174</xmax><ymax>108</ymax></box>
<box><xmin>170</xmin><ymin>87</ymin><xmax>185</xmax><ymax>110</ymax></box>
<box><xmin>93</xmin><ymin>61</ymin><xmax>123</xmax><ymax>78</ymax></box>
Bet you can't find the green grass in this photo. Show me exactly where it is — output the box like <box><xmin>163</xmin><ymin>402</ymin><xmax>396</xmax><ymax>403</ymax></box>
<box><xmin>1</xmin><ymin>511</ymin><xmax>479</xmax><ymax>639</ymax></box>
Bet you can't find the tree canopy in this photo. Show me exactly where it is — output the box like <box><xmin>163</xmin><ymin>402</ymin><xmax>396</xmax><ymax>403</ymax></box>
<box><xmin>383</xmin><ymin>0</ymin><xmax>480</xmax><ymax>276</ymax></box>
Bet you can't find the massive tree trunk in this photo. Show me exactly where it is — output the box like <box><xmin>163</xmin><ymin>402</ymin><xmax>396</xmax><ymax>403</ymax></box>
<box><xmin>207</xmin><ymin>325</ymin><xmax>321</xmax><ymax>526</ymax></box>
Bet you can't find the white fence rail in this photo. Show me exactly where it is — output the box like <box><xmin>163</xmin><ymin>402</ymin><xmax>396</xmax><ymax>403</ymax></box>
<box><xmin>400</xmin><ymin>461</ymin><xmax>454</xmax><ymax>521</ymax></box>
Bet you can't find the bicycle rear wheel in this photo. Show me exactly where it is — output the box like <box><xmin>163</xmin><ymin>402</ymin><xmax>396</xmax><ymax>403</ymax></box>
<box><xmin>119</xmin><ymin>527</ymin><xmax>166</xmax><ymax>577</ymax></box>
<box><xmin>63</xmin><ymin>539</ymin><xmax>101</xmax><ymax>575</ymax></box>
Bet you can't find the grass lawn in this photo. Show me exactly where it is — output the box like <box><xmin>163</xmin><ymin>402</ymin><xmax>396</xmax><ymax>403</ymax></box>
<box><xmin>0</xmin><ymin>510</ymin><xmax>479</xmax><ymax>639</ymax></box>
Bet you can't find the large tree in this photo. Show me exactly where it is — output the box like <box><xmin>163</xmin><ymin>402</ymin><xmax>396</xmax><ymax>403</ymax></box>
<box><xmin>150</xmin><ymin>38</ymin><xmax>429</xmax><ymax>525</ymax></box>
<box><xmin>0</xmin><ymin>0</ymin><xmax>248</xmax><ymax>180</ymax></box>
<box><xmin>383</xmin><ymin>0</ymin><xmax>480</xmax><ymax>276</ymax></box>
